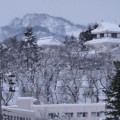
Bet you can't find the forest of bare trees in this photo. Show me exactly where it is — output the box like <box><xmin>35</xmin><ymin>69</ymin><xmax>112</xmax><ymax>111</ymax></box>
<box><xmin>0</xmin><ymin>27</ymin><xmax>118</xmax><ymax>105</ymax></box>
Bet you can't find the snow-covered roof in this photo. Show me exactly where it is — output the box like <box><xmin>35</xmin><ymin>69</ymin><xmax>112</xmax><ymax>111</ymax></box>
<box><xmin>92</xmin><ymin>22</ymin><xmax>120</xmax><ymax>34</ymax></box>
<box><xmin>37</xmin><ymin>36</ymin><xmax>62</xmax><ymax>46</ymax></box>
<box><xmin>85</xmin><ymin>38</ymin><xmax>120</xmax><ymax>49</ymax></box>
<box><xmin>32</xmin><ymin>103</ymin><xmax>105</xmax><ymax>108</ymax></box>
<box><xmin>17</xmin><ymin>97</ymin><xmax>34</xmax><ymax>100</ymax></box>
<box><xmin>2</xmin><ymin>106</ymin><xmax>34</xmax><ymax>113</ymax></box>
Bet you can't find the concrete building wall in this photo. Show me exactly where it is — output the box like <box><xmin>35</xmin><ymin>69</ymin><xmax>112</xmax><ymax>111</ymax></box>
<box><xmin>104</xmin><ymin>33</ymin><xmax>107</xmax><ymax>37</ymax></box>
<box><xmin>2</xmin><ymin>97</ymin><xmax>105</xmax><ymax>120</ymax></box>
<box><xmin>32</xmin><ymin>104</ymin><xmax>105</xmax><ymax>120</ymax></box>
<box><xmin>16</xmin><ymin>97</ymin><xmax>34</xmax><ymax>110</ymax></box>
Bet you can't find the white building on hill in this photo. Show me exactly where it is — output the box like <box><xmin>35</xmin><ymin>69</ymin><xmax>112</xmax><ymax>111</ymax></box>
<box><xmin>85</xmin><ymin>22</ymin><xmax>120</xmax><ymax>49</ymax></box>
<box><xmin>2</xmin><ymin>97</ymin><xmax>105</xmax><ymax>120</ymax></box>
<box><xmin>37</xmin><ymin>36</ymin><xmax>62</xmax><ymax>47</ymax></box>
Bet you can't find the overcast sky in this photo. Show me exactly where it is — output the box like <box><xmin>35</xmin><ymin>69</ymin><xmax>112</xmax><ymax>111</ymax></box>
<box><xmin>0</xmin><ymin>0</ymin><xmax>120</xmax><ymax>26</ymax></box>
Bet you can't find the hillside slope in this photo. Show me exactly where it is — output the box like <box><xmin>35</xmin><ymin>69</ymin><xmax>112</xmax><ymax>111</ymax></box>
<box><xmin>0</xmin><ymin>13</ymin><xmax>85</xmax><ymax>42</ymax></box>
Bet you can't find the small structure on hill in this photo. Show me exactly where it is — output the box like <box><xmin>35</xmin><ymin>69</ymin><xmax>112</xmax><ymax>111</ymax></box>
<box><xmin>85</xmin><ymin>22</ymin><xmax>120</xmax><ymax>49</ymax></box>
<box><xmin>92</xmin><ymin>22</ymin><xmax>120</xmax><ymax>39</ymax></box>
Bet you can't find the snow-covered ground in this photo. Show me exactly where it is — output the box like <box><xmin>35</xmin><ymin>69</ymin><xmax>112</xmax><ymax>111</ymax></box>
<box><xmin>85</xmin><ymin>37</ymin><xmax>120</xmax><ymax>50</ymax></box>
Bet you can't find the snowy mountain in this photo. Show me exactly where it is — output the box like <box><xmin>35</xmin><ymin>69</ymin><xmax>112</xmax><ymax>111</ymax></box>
<box><xmin>0</xmin><ymin>13</ymin><xmax>85</xmax><ymax>42</ymax></box>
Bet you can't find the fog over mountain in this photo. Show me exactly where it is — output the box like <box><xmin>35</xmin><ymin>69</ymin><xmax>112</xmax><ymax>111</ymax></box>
<box><xmin>0</xmin><ymin>13</ymin><xmax>85</xmax><ymax>42</ymax></box>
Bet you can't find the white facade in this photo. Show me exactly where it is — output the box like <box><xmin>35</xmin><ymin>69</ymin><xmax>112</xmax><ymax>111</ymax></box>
<box><xmin>32</xmin><ymin>104</ymin><xmax>105</xmax><ymax>120</ymax></box>
<box><xmin>117</xmin><ymin>34</ymin><xmax>120</xmax><ymax>38</ymax></box>
<box><xmin>2</xmin><ymin>97</ymin><xmax>105</xmax><ymax>120</ymax></box>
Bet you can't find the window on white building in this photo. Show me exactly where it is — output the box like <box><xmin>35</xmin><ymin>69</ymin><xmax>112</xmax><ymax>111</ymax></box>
<box><xmin>26</xmin><ymin>117</ymin><xmax>29</xmax><ymax>120</ymax></box>
<box><xmin>100</xmin><ymin>33</ymin><xmax>104</xmax><ymax>38</ymax></box>
<box><xmin>91</xmin><ymin>112</ymin><xmax>100</xmax><ymax>117</ymax></box>
<box><xmin>14</xmin><ymin>116</ymin><xmax>16</xmax><ymax>120</ymax></box>
<box><xmin>65</xmin><ymin>113</ymin><xmax>73</xmax><ymax>117</ymax></box>
<box><xmin>77</xmin><ymin>112</ymin><xmax>88</xmax><ymax>117</ymax></box>
<box><xmin>48</xmin><ymin>113</ymin><xmax>59</xmax><ymax>118</ymax></box>
<box><xmin>22</xmin><ymin>117</ymin><xmax>25</xmax><ymax>120</ymax></box>
<box><xmin>29</xmin><ymin>118</ymin><xmax>31</xmax><ymax>120</ymax></box>
<box><xmin>94</xmin><ymin>34</ymin><xmax>97</xmax><ymax>38</ymax></box>
<box><xmin>77</xmin><ymin>112</ymin><xmax>83</xmax><ymax>117</ymax></box>
<box><xmin>20</xmin><ymin>117</ymin><xmax>23</xmax><ymax>120</ymax></box>
<box><xmin>111</xmin><ymin>33</ymin><xmax>117</xmax><ymax>38</ymax></box>
<box><xmin>17</xmin><ymin>116</ymin><xmax>19</xmax><ymax>120</ymax></box>
<box><xmin>83</xmin><ymin>112</ymin><xmax>88</xmax><ymax>117</ymax></box>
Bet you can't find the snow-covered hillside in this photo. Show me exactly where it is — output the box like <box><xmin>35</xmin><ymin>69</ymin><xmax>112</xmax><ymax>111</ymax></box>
<box><xmin>0</xmin><ymin>14</ymin><xmax>85</xmax><ymax>42</ymax></box>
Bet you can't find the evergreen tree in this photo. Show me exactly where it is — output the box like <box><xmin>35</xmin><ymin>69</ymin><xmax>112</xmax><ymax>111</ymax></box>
<box><xmin>104</xmin><ymin>61</ymin><xmax>120</xmax><ymax>120</ymax></box>
<box><xmin>20</xmin><ymin>27</ymin><xmax>38</xmax><ymax>70</ymax></box>
<box><xmin>79</xmin><ymin>23</ymin><xmax>98</xmax><ymax>42</ymax></box>
<box><xmin>19</xmin><ymin>27</ymin><xmax>39</xmax><ymax>96</ymax></box>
